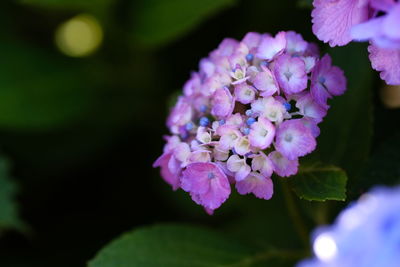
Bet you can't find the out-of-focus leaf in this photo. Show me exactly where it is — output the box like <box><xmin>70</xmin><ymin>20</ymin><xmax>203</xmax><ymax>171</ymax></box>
<box><xmin>0</xmin><ymin>40</ymin><xmax>97</xmax><ymax>131</ymax></box>
<box><xmin>0</xmin><ymin>156</ymin><xmax>24</xmax><ymax>232</ymax></box>
<box><xmin>222</xmin><ymin>191</ymin><xmax>306</xmax><ymax>254</ymax></box>
<box><xmin>289</xmin><ymin>162</ymin><xmax>347</xmax><ymax>201</ymax></box>
<box><xmin>167</xmin><ymin>90</ymin><xmax>181</xmax><ymax>110</ymax></box>
<box><xmin>358</xmin><ymin>131</ymin><xmax>400</xmax><ymax>191</ymax></box>
<box><xmin>88</xmin><ymin>224</ymin><xmax>252</xmax><ymax>267</ymax></box>
<box><xmin>18</xmin><ymin>0</ymin><xmax>113</xmax><ymax>12</ymax></box>
<box><xmin>317</xmin><ymin>43</ymin><xmax>374</xmax><ymax>178</ymax></box>
<box><xmin>88</xmin><ymin>224</ymin><xmax>303</xmax><ymax>267</ymax></box>
<box><xmin>297</xmin><ymin>0</ymin><xmax>313</xmax><ymax>9</ymax></box>
<box><xmin>130</xmin><ymin>0</ymin><xmax>236</xmax><ymax>46</ymax></box>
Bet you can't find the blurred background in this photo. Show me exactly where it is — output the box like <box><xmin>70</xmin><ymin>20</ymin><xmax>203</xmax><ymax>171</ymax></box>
<box><xmin>0</xmin><ymin>0</ymin><xmax>399</xmax><ymax>266</ymax></box>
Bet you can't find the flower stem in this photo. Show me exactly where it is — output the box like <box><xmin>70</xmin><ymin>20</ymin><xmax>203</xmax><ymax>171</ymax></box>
<box><xmin>280</xmin><ymin>180</ymin><xmax>310</xmax><ymax>248</ymax></box>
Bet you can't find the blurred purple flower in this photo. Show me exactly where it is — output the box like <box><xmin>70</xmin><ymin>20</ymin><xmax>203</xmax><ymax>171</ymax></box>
<box><xmin>311</xmin><ymin>0</ymin><xmax>400</xmax><ymax>85</ymax></box>
<box><xmin>297</xmin><ymin>185</ymin><xmax>400</xmax><ymax>267</ymax></box>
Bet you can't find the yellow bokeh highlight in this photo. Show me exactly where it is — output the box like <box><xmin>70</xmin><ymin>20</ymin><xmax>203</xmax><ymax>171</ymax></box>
<box><xmin>55</xmin><ymin>14</ymin><xmax>103</xmax><ymax>57</ymax></box>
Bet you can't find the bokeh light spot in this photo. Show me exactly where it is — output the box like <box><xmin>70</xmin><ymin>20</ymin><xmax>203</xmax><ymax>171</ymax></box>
<box><xmin>313</xmin><ymin>233</ymin><xmax>337</xmax><ymax>261</ymax></box>
<box><xmin>55</xmin><ymin>14</ymin><xmax>103</xmax><ymax>57</ymax></box>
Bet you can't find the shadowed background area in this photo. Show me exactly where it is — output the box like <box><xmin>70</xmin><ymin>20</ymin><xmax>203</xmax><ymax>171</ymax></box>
<box><xmin>0</xmin><ymin>0</ymin><xmax>399</xmax><ymax>266</ymax></box>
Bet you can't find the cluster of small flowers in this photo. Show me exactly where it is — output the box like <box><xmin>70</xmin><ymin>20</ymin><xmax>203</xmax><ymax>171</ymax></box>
<box><xmin>312</xmin><ymin>0</ymin><xmax>400</xmax><ymax>85</ymax></box>
<box><xmin>154</xmin><ymin>31</ymin><xmax>346</xmax><ymax>214</ymax></box>
<box><xmin>298</xmin><ymin>185</ymin><xmax>400</xmax><ymax>267</ymax></box>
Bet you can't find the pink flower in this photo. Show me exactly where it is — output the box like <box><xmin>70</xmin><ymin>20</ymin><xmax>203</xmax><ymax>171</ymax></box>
<box><xmin>248</xmin><ymin>117</ymin><xmax>275</xmax><ymax>149</ymax></box>
<box><xmin>242</xmin><ymin>32</ymin><xmax>262</xmax><ymax>50</ymax></box>
<box><xmin>183</xmin><ymin>73</ymin><xmax>201</xmax><ymax>96</ymax></box>
<box><xmin>275</xmin><ymin>119</ymin><xmax>317</xmax><ymax>160</ymax></box>
<box><xmin>311</xmin><ymin>54</ymin><xmax>346</xmax><ymax>108</ymax></box>
<box><xmin>211</xmin><ymin>87</ymin><xmax>235</xmax><ymax>118</ymax></box>
<box><xmin>300</xmin><ymin>118</ymin><xmax>321</xmax><ymax>138</ymax></box>
<box><xmin>173</xmin><ymin>142</ymin><xmax>191</xmax><ymax>167</ymax></box>
<box><xmin>285</xmin><ymin>31</ymin><xmax>308</xmax><ymax>55</ymax></box>
<box><xmin>227</xmin><ymin>155</ymin><xmax>251</xmax><ymax>182</ymax></box>
<box><xmin>233</xmin><ymin>136</ymin><xmax>251</xmax><ymax>156</ymax></box>
<box><xmin>154</xmin><ymin>31</ymin><xmax>347</xmax><ymax>213</ymax></box>
<box><xmin>153</xmin><ymin>153</ymin><xmax>181</xmax><ymax>190</ymax></box>
<box><xmin>167</xmin><ymin>97</ymin><xmax>193</xmax><ymax>134</ymax></box>
<box><xmin>251</xmin><ymin>97</ymin><xmax>286</xmax><ymax>123</ymax></box>
<box><xmin>250</xmin><ymin>68</ymin><xmax>279</xmax><ymax>97</ymax></box>
<box><xmin>199</xmin><ymin>59</ymin><xmax>216</xmax><ymax>80</ymax></box>
<box><xmin>257</xmin><ymin>32</ymin><xmax>287</xmax><ymax>61</ymax></box>
<box><xmin>251</xmin><ymin>152</ymin><xmax>274</xmax><ymax>178</ymax></box>
<box><xmin>181</xmin><ymin>162</ymin><xmax>231</xmax><ymax>211</ymax></box>
<box><xmin>296</xmin><ymin>93</ymin><xmax>327</xmax><ymax>123</ymax></box>
<box><xmin>274</xmin><ymin>54</ymin><xmax>308</xmax><ymax>95</ymax></box>
<box><xmin>269</xmin><ymin>151</ymin><xmax>299</xmax><ymax>177</ymax></box>
<box><xmin>234</xmin><ymin>83</ymin><xmax>256</xmax><ymax>104</ymax></box>
<box><xmin>217</xmin><ymin>125</ymin><xmax>243</xmax><ymax>150</ymax></box>
<box><xmin>236</xmin><ymin>172</ymin><xmax>273</xmax><ymax>200</ymax></box>
<box><xmin>210</xmin><ymin>38</ymin><xmax>238</xmax><ymax>60</ymax></box>
<box><xmin>188</xmin><ymin>150</ymin><xmax>211</xmax><ymax>163</ymax></box>
<box><xmin>162</xmin><ymin>135</ymin><xmax>181</xmax><ymax>153</ymax></box>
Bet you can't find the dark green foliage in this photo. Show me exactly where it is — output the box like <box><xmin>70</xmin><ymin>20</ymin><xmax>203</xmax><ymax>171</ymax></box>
<box><xmin>289</xmin><ymin>163</ymin><xmax>347</xmax><ymax>201</ymax></box>
<box><xmin>0</xmin><ymin>41</ymin><xmax>96</xmax><ymax>130</ymax></box>
<box><xmin>0</xmin><ymin>156</ymin><xmax>24</xmax><ymax>232</ymax></box>
<box><xmin>317</xmin><ymin>43</ymin><xmax>374</xmax><ymax>179</ymax></box>
<box><xmin>89</xmin><ymin>224</ymin><xmax>301</xmax><ymax>267</ymax></box>
<box><xmin>129</xmin><ymin>0</ymin><xmax>237</xmax><ymax>46</ymax></box>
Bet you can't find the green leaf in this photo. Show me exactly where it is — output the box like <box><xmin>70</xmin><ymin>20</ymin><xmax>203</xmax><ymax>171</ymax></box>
<box><xmin>0</xmin><ymin>40</ymin><xmax>97</xmax><ymax>131</ymax></box>
<box><xmin>289</xmin><ymin>162</ymin><xmax>348</xmax><ymax>201</ymax></box>
<box><xmin>317</xmin><ymin>43</ymin><xmax>374</xmax><ymax>178</ymax></box>
<box><xmin>0</xmin><ymin>156</ymin><xmax>24</xmax><ymax>232</ymax></box>
<box><xmin>88</xmin><ymin>224</ymin><xmax>251</xmax><ymax>267</ymax></box>
<box><xmin>88</xmin><ymin>224</ymin><xmax>302</xmax><ymax>267</ymax></box>
<box><xmin>130</xmin><ymin>0</ymin><xmax>236</xmax><ymax>46</ymax></box>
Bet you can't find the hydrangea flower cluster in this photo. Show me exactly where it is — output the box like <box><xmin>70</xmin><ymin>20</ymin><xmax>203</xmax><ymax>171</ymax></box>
<box><xmin>154</xmin><ymin>31</ymin><xmax>346</xmax><ymax>214</ymax></box>
<box><xmin>312</xmin><ymin>0</ymin><xmax>400</xmax><ymax>85</ymax></box>
<box><xmin>297</xmin><ymin>185</ymin><xmax>400</xmax><ymax>267</ymax></box>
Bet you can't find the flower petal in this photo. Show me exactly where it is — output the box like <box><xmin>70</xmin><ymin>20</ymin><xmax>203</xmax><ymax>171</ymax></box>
<box><xmin>234</xmin><ymin>83</ymin><xmax>256</xmax><ymax>104</ymax></box>
<box><xmin>250</xmin><ymin>68</ymin><xmax>279</xmax><ymax>96</ymax></box>
<box><xmin>269</xmin><ymin>151</ymin><xmax>299</xmax><ymax>177</ymax></box>
<box><xmin>296</xmin><ymin>93</ymin><xmax>328</xmax><ymax>123</ymax></box>
<box><xmin>211</xmin><ymin>87</ymin><xmax>235</xmax><ymax>118</ymax></box>
<box><xmin>257</xmin><ymin>32</ymin><xmax>287</xmax><ymax>61</ymax></box>
<box><xmin>312</xmin><ymin>0</ymin><xmax>370</xmax><ymax>46</ymax></box>
<box><xmin>275</xmin><ymin>119</ymin><xmax>317</xmax><ymax>160</ymax></box>
<box><xmin>274</xmin><ymin>54</ymin><xmax>307</xmax><ymax>95</ymax></box>
<box><xmin>368</xmin><ymin>44</ymin><xmax>400</xmax><ymax>85</ymax></box>
<box><xmin>248</xmin><ymin>117</ymin><xmax>276</xmax><ymax>149</ymax></box>
<box><xmin>251</xmin><ymin>152</ymin><xmax>274</xmax><ymax>178</ymax></box>
<box><xmin>236</xmin><ymin>172</ymin><xmax>273</xmax><ymax>200</ymax></box>
<box><xmin>182</xmin><ymin>162</ymin><xmax>231</xmax><ymax>210</ymax></box>
<box><xmin>383</xmin><ymin>3</ymin><xmax>400</xmax><ymax>39</ymax></box>
<box><xmin>153</xmin><ymin>153</ymin><xmax>181</xmax><ymax>190</ymax></box>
